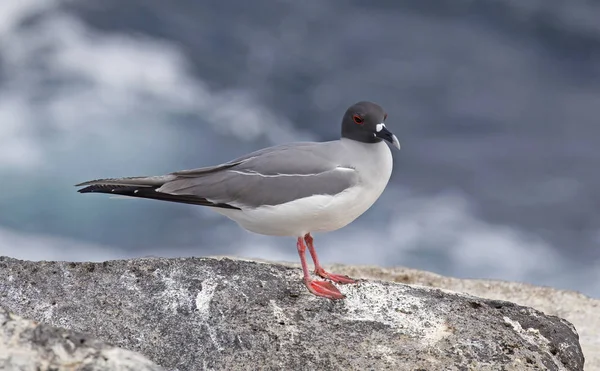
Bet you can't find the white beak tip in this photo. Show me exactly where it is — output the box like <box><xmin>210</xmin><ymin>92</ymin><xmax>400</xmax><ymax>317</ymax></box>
<box><xmin>392</xmin><ymin>135</ymin><xmax>401</xmax><ymax>150</ymax></box>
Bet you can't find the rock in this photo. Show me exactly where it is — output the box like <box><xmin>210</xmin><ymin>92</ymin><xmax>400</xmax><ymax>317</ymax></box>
<box><xmin>0</xmin><ymin>306</ymin><xmax>164</xmax><ymax>371</ymax></box>
<box><xmin>0</xmin><ymin>256</ymin><xmax>585</xmax><ymax>371</ymax></box>
<box><xmin>327</xmin><ymin>263</ymin><xmax>600</xmax><ymax>371</ymax></box>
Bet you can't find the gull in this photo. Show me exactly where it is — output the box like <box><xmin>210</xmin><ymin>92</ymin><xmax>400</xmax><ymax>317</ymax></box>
<box><xmin>76</xmin><ymin>101</ymin><xmax>400</xmax><ymax>300</ymax></box>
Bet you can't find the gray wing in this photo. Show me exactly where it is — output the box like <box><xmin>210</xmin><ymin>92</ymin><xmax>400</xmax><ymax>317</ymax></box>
<box><xmin>158</xmin><ymin>142</ymin><xmax>358</xmax><ymax>208</ymax></box>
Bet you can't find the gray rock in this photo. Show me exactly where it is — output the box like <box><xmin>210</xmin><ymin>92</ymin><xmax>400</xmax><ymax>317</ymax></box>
<box><xmin>0</xmin><ymin>307</ymin><xmax>164</xmax><ymax>371</ymax></box>
<box><xmin>327</xmin><ymin>263</ymin><xmax>600</xmax><ymax>370</ymax></box>
<box><xmin>0</xmin><ymin>256</ymin><xmax>585</xmax><ymax>371</ymax></box>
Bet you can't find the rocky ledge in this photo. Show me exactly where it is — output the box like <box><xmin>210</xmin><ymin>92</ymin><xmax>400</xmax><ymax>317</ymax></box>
<box><xmin>0</xmin><ymin>256</ymin><xmax>585</xmax><ymax>371</ymax></box>
<box><xmin>0</xmin><ymin>307</ymin><xmax>164</xmax><ymax>370</ymax></box>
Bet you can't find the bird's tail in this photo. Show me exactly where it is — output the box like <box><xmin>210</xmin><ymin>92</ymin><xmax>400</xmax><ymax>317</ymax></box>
<box><xmin>75</xmin><ymin>175</ymin><xmax>239</xmax><ymax>209</ymax></box>
<box><xmin>75</xmin><ymin>175</ymin><xmax>174</xmax><ymax>190</ymax></box>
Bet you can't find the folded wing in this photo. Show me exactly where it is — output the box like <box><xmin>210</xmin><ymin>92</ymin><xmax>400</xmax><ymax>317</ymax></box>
<box><xmin>158</xmin><ymin>142</ymin><xmax>358</xmax><ymax>209</ymax></box>
<box><xmin>77</xmin><ymin>142</ymin><xmax>358</xmax><ymax>210</ymax></box>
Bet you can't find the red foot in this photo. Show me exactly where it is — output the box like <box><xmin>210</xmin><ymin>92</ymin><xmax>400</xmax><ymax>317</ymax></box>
<box><xmin>315</xmin><ymin>267</ymin><xmax>358</xmax><ymax>284</ymax></box>
<box><xmin>304</xmin><ymin>278</ymin><xmax>346</xmax><ymax>300</ymax></box>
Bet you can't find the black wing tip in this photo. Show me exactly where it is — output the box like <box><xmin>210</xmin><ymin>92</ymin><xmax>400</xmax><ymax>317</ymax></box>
<box><xmin>74</xmin><ymin>179</ymin><xmax>104</xmax><ymax>187</ymax></box>
<box><xmin>76</xmin><ymin>184</ymin><xmax>127</xmax><ymax>194</ymax></box>
<box><xmin>77</xmin><ymin>186</ymin><xmax>96</xmax><ymax>194</ymax></box>
<box><xmin>75</xmin><ymin>183</ymin><xmax>241</xmax><ymax>210</ymax></box>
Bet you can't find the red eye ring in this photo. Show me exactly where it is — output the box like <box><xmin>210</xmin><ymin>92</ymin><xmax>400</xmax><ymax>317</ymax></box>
<box><xmin>353</xmin><ymin>115</ymin><xmax>364</xmax><ymax>125</ymax></box>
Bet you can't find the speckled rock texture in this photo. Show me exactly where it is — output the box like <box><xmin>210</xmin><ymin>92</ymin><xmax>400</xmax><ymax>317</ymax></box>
<box><xmin>327</xmin><ymin>262</ymin><xmax>599</xmax><ymax>371</ymax></box>
<box><xmin>0</xmin><ymin>256</ymin><xmax>585</xmax><ymax>371</ymax></box>
<box><xmin>0</xmin><ymin>307</ymin><xmax>164</xmax><ymax>371</ymax></box>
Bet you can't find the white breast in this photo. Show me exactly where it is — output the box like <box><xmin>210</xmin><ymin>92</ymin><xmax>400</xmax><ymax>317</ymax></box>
<box><xmin>215</xmin><ymin>140</ymin><xmax>394</xmax><ymax>237</ymax></box>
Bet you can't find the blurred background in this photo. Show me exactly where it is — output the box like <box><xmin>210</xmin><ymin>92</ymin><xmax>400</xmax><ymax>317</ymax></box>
<box><xmin>1</xmin><ymin>0</ymin><xmax>599</xmax><ymax>297</ymax></box>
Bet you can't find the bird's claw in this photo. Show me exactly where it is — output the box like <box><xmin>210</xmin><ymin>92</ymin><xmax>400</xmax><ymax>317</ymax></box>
<box><xmin>304</xmin><ymin>278</ymin><xmax>346</xmax><ymax>300</ymax></box>
<box><xmin>315</xmin><ymin>268</ymin><xmax>358</xmax><ymax>284</ymax></box>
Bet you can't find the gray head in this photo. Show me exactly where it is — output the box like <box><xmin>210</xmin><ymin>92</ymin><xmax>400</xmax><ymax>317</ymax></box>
<box><xmin>341</xmin><ymin>101</ymin><xmax>400</xmax><ymax>149</ymax></box>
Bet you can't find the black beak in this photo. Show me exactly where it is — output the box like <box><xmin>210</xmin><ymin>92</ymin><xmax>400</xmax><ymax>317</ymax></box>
<box><xmin>375</xmin><ymin>125</ymin><xmax>401</xmax><ymax>149</ymax></box>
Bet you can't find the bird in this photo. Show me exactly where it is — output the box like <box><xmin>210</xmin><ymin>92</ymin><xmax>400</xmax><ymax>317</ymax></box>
<box><xmin>76</xmin><ymin>101</ymin><xmax>400</xmax><ymax>300</ymax></box>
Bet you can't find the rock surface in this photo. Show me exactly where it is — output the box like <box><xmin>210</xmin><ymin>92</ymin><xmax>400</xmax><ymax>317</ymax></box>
<box><xmin>328</xmin><ymin>262</ymin><xmax>600</xmax><ymax>371</ymax></box>
<box><xmin>0</xmin><ymin>256</ymin><xmax>585</xmax><ymax>371</ymax></box>
<box><xmin>0</xmin><ymin>306</ymin><xmax>164</xmax><ymax>371</ymax></box>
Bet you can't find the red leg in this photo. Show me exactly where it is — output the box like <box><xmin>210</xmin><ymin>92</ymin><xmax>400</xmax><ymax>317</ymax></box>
<box><xmin>304</xmin><ymin>233</ymin><xmax>357</xmax><ymax>284</ymax></box>
<box><xmin>296</xmin><ymin>237</ymin><xmax>345</xmax><ymax>300</ymax></box>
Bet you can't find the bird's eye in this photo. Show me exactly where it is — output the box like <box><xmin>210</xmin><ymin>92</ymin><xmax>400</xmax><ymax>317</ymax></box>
<box><xmin>353</xmin><ymin>115</ymin><xmax>364</xmax><ymax>125</ymax></box>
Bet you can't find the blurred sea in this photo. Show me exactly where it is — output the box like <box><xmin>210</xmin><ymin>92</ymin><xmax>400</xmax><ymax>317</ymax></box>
<box><xmin>1</xmin><ymin>0</ymin><xmax>599</xmax><ymax>297</ymax></box>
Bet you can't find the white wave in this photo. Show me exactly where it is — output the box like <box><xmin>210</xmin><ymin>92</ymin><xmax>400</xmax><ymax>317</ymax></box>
<box><xmin>381</xmin><ymin>192</ymin><xmax>563</xmax><ymax>281</ymax></box>
<box><xmin>0</xmin><ymin>1</ymin><xmax>309</xmax><ymax>170</ymax></box>
<box><xmin>0</xmin><ymin>0</ymin><xmax>58</xmax><ymax>38</ymax></box>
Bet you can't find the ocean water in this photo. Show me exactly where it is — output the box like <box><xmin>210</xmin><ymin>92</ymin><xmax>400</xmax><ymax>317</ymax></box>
<box><xmin>1</xmin><ymin>0</ymin><xmax>599</xmax><ymax>297</ymax></box>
